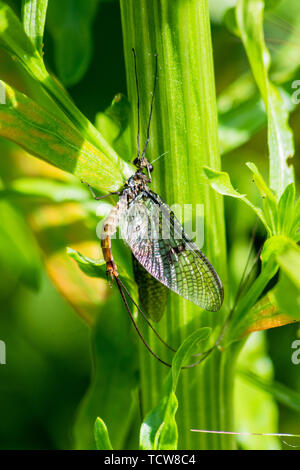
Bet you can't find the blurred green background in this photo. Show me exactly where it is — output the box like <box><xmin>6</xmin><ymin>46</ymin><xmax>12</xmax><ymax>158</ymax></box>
<box><xmin>0</xmin><ymin>0</ymin><xmax>300</xmax><ymax>449</ymax></box>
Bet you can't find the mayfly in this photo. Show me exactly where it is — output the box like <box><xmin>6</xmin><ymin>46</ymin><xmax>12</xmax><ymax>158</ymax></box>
<box><xmin>84</xmin><ymin>49</ymin><xmax>224</xmax><ymax>366</ymax></box>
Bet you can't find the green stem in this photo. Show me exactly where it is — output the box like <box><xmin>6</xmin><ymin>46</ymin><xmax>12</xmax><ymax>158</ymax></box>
<box><xmin>120</xmin><ymin>0</ymin><xmax>237</xmax><ymax>450</ymax></box>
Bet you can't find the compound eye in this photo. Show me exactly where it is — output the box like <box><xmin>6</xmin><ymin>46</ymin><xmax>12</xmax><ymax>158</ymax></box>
<box><xmin>133</xmin><ymin>157</ymin><xmax>139</xmax><ymax>167</ymax></box>
<box><xmin>148</xmin><ymin>164</ymin><xmax>153</xmax><ymax>172</ymax></box>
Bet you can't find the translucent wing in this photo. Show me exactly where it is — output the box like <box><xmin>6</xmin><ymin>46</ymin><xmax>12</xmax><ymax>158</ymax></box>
<box><xmin>119</xmin><ymin>190</ymin><xmax>224</xmax><ymax>312</ymax></box>
<box><xmin>132</xmin><ymin>255</ymin><xmax>169</xmax><ymax>322</ymax></box>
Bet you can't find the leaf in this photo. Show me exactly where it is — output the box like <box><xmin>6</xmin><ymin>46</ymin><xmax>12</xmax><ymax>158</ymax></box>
<box><xmin>22</xmin><ymin>0</ymin><xmax>48</xmax><ymax>55</ymax></box>
<box><xmin>224</xmin><ymin>255</ymin><xmax>278</xmax><ymax>345</ymax></box>
<box><xmin>94</xmin><ymin>417</ymin><xmax>113</xmax><ymax>450</ymax></box>
<box><xmin>47</xmin><ymin>0</ymin><xmax>99</xmax><ymax>86</ymax></box>
<box><xmin>200</xmin><ymin>166</ymin><xmax>270</xmax><ymax>232</ymax></box>
<box><xmin>95</xmin><ymin>93</ymin><xmax>131</xmax><ymax>161</ymax></box>
<box><xmin>139</xmin><ymin>328</ymin><xmax>211</xmax><ymax>450</ymax></box>
<box><xmin>0</xmin><ymin>1</ymin><xmax>133</xmax><ymax>176</ymax></box>
<box><xmin>0</xmin><ymin>81</ymin><xmax>123</xmax><ymax>193</ymax></box>
<box><xmin>277</xmin><ymin>183</ymin><xmax>295</xmax><ymax>235</ymax></box>
<box><xmin>218</xmin><ymin>95</ymin><xmax>266</xmax><ymax>154</ymax></box>
<box><xmin>269</xmin><ymin>272</ymin><xmax>300</xmax><ymax>321</ymax></box>
<box><xmin>0</xmin><ymin>1</ymin><xmax>46</xmax><ymax>79</ymax></box>
<box><xmin>275</xmin><ymin>238</ymin><xmax>300</xmax><ymax>289</ymax></box>
<box><xmin>5</xmin><ymin>178</ymin><xmax>91</xmax><ymax>202</ymax></box>
<box><xmin>67</xmin><ymin>247</ymin><xmax>135</xmax><ymax>289</ymax></box>
<box><xmin>238</xmin><ymin>293</ymin><xmax>297</xmax><ymax>338</ymax></box>
<box><xmin>236</xmin><ymin>0</ymin><xmax>295</xmax><ymax>198</ymax></box>
<box><xmin>234</xmin><ymin>237</ymin><xmax>300</xmax><ymax>338</ymax></box>
<box><xmin>67</xmin><ymin>247</ymin><xmax>107</xmax><ymax>279</ymax></box>
<box><xmin>246</xmin><ymin>162</ymin><xmax>278</xmax><ymax>234</ymax></box>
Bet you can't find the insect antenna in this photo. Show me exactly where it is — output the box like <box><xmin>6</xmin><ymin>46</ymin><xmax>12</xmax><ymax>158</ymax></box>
<box><xmin>141</xmin><ymin>53</ymin><xmax>158</xmax><ymax>159</ymax></box>
<box><xmin>116</xmin><ymin>276</ymin><xmax>176</xmax><ymax>353</ymax></box>
<box><xmin>114</xmin><ymin>275</ymin><xmax>172</xmax><ymax>367</ymax></box>
<box><xmin>132</xmin><ymin>48</ymin><xmax>141</xmax><ymax>159</ymax></box>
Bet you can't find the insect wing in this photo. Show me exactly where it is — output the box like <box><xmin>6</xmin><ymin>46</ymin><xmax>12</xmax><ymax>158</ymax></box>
<box><xmin>119</xmin><ymin>191</ymin><xmax>224</xmax><ymax>312</ymax></box>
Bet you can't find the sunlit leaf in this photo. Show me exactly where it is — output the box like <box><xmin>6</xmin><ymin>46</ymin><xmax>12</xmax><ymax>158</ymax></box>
<box><xmin>94</xmin><ymin>417</ymin><xmax>113</xmax><ymax>450</ymax></box>
<box><xmin>0</xmin><ymin>0</ymin><xmax>133</xmax><ymax>176</ymax></box>
<box><xmin>22</xmin><ymin>0</ymin><xmax>48</xmax><ymax>55</ymax></box>
<box><xmin>0</xmin><ymin>81</ymin><xmax>123</xmax><ymax>193</ymax></box>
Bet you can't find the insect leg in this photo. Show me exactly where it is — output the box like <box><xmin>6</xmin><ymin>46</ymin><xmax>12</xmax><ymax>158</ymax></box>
<box><xmin>114</xmin><ymin>276</ymin><xmax>172</xmax><ymax>367</ymax></box>
<box><xmin>116</xmin><ymin>276</ymin><xmax>177</xmax><ymax>353</ymax></box>
<box><xmin>81</xmin><ymin>180</ymin><xmax>120</xmax><ymax>200</ymax></box>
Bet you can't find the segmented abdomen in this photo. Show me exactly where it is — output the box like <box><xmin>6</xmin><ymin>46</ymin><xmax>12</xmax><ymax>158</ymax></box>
<box><xmin>101</xmin><ymin>194</ymin><xmax>128</xmax><ymax>272</ymax></box>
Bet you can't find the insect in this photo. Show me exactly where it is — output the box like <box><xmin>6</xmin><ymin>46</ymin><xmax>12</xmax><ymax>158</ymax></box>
<box><xmin>84</xmin><ymin>49</ymin><xmax>224</xmax><ymax>366</ymax></box>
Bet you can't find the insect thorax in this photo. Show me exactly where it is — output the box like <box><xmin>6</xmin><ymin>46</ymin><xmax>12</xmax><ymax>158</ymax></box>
<box><xmin>122</xmin><ymin>171</ymin><xmax>149</xmax><ymax>202</ymax></box>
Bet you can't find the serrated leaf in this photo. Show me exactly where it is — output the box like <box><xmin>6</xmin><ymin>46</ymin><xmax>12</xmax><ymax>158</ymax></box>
<box><xmin>140</xmin><ymin>328</ymin><xmax>211</xmax><ymax>450</ymax></box>
<box><xmin>94</xmin><ymin>417</ymin><xmax>113</xmax><ymax>450</ymax></box>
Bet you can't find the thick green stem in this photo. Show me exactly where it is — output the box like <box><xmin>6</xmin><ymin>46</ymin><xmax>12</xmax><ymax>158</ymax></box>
<box><xmin>120</xmin><ymin>0</ymin><xmax>236</xmax><ymax>449</ymax></box>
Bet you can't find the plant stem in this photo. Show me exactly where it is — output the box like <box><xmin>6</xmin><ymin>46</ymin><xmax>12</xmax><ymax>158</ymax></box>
<box><xmin>120</xmin><ymin>0</ymin><xmax>236</xmax><ymax>449</ymax></box>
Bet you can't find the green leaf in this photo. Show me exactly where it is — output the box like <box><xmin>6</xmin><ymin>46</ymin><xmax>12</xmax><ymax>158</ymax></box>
<box><xmin>47</xmin><ymin>0</ymin><xmax>99</xmax><ymax>86</ymax></box>
<box><xmin>277</xmin><ymin>183</ymin><xmax>295</xmax><ymax>235</ymax></box>
<box><xmin>218</xmin><ymin>95</ymin><xmax>266</xmax><ymax>154</ymax></box>
<box><xmin>200</xmin><ymin>166</ymin><xmax>270</xmax><ymax>232</ymax></box>
<box><xmin>95</xmin><ymin>93</ymin><xmax>131</xmax><ymax>161</ymax></box>
<box><xmin>22</xmin><ymin>0</ymin><xmax>48</xmax><ymax>55</ymax></box>
<box><xmin>0</xmin><ymin>81</ymin><xmax>123</xmax><ymax>193</ymax></box>
<box><xmin>291</xmin><ymin>196</ymin><xmax>300</xmax><ymax>239</ymax></box>
<box><xmin>0</xmin><ymin>1</ymin><xmax>133</xmax><ymax>177</ymax></box>
<box><xmin>246</xmin><ymin>162</ymin><xmax>278</xmax><ymax>234</ymax></box>
<box><xmin>276</xmin><ymin>239</ymin><xmax>300</xmax><ymax>290</ymax></box>
<box><xmin>0</xmin><ymin>0</ymin><xmax>45</xmax><ymax>77</ymax></box>
<box><xmin>4</xmin><ymin>178</ymin><xmax>91</xmax><ymax>203</ymax></box>
<box><xmin>94</xmin><ymin>417</ymin><xmax>113</xmax><ymax>450</ymax></box>
<box><xmin>139</xmin><ymin>328</ymin><xmax>211</xmax><ymax>450</ymax></box>
<box><xmin>269</xmin><ymin>271</ymin><xmax>300</xmax><ymax>321</ymax></box>
<box><xmin>236</xmin><ymin>0</ymin><xmax>295</xmax><ymax>198</ymax></box>
<box><xmin>67</xmin><ymin>247</ymin><xmax>107</xmax><ymax>279</ymax></box>
<box><xmin>224</xmin><ymin>256</ymin><xmax>278</xmax><ymax>345</ymax></box>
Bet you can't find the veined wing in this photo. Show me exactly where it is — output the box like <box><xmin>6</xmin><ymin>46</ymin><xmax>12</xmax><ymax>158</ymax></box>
<box><xmin>132</xmin><ymin>255</ymin><xmax>169</xmax><ymax>322</ymax></box>
<box><xmin>119</xmin><ymin>190</ymin><xmax>224</xmax><ymax>312</ymax></box>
